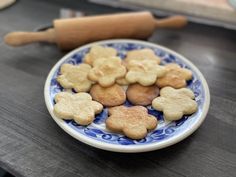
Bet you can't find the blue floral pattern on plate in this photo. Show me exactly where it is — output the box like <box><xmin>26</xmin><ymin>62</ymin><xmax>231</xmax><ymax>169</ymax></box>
<box><xmin>49</xmin><ymin>42</ymin><xmax>205</xmax><ymax>146</ymax></box>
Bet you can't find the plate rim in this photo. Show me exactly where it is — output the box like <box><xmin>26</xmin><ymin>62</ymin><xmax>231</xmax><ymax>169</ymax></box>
<box><xmin>44</xmin><ymin>39</ymin><xmax>210</xmax><ymax>153</ymax></box>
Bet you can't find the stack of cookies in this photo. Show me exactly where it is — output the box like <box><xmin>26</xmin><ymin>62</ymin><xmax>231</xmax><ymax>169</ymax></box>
<box><xmin>54</xmin><ymin>45</ymin><xmax>198</xmax><ymax>139</ymax></box>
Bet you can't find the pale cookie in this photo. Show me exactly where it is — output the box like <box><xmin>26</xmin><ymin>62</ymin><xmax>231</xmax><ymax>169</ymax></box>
<box><xmin>106</xmin><ymin>106</ymin><xmax>158</xmax><ymax>139</ymax></box>
<box><xmin>124</xmin><ymin>49</ymin><xmax>161</xmax><ymax>66</ymax></box>
<box><xmin>88</xmin><ymin>57</ymin><xmax>126</xmax><ymax>87</ymax></box>
<box><xmin>84</xmin><ymin>45</ymin><xmax>117</xmax><ymax>65</ymax></box>
<box><xmin>57</xmin><ymin>63</ymin><xmax>93</xmax><ymax>92</ymax></box>
<box><xmin>90</xmin><ymin>84</ymin><xmax>126</xmax><ymax>107</ymax></box>
<box><xmin>116</xmin><ymin>61</ymin><xmax>130</xmax><ymax>86</ymax></box>
<box><xmin>127</xmin><ymin>84</ymin><xmax>159</xmax><ymax>106</ymax></box>
<box><xmin>156</xmin><ymin>63</ymin><xmax>192</xmax><ymax>88</ymax></box>
<box><xmin>116</xmin><ymin>77</ymin><xmax>130</xmax><ymax>86</ymax></box>
<box><xmin>125</xmin><ymin>60</ymin><xmax>166</xmax><ymax>86</ymax></box>
<box><xmin>54</xmin><ymin>92</ymin><xmax>103</xmax><ymax>125</ymax></box>
<box><xmin>152</xmin><ymin>87</ymin><xmax>197</xmax><ymax>121</ymax></box>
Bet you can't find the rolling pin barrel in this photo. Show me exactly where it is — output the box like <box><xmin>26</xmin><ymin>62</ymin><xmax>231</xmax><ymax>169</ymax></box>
<box><xmin>54</xmin><ymin>12</ymin><xmax>156</xmax><ymax>50</ymax></box>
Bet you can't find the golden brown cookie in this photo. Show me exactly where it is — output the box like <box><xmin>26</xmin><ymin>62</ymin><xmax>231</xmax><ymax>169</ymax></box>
<box><xmin>57</xmin><ymin>63</ymin><xmax>93</xmax><ymax>92</ymax></box>
<box><xmin>124</xmin><ymin>48</ymin><xmax>161</xmax><ymax>66</ymax></box>
<box><xmin>84</xmin><ymin>45</ymin><xmax>117</xmax><ymax>66</ymax></box>
<box><xmin>127</xmin><ymin>84</ymin><xmax>159</xmax><ymax>106</ymax></box>
<box><xmin>125</xmin><ymin>60</ymin><xmax>166</xmax><ymax>86</ymax></box>
<box><xmin>90</xmin><ymin>84</ymin><xmax>126</xmax><ymax>107</ymax></box>
<box><xmin>88</xmin><ymin>57</ymin><xmax>126</xmax><ymax>87</ymax></box>
<box><xmin>54</xmin><ymin>92</ymin><xmax>103</xmax><ymax>125</ymax></box>
<box><xmin>156</xmin><ymin>63</ymin><xmax>192</xmax><ymax>88</ymax></box>
<box><xmin>106</xmin><ymin>106</ymin><xmax>158</xmax><ymax>139</ymax></box>
<box><xmin>152</xmin><ymin>87</ymin><xmax>197</xmax><ymax>121</ymax></box>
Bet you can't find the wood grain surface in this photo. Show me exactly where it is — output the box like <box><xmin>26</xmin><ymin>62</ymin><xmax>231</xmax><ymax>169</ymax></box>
<box><xmin>0</xmin><ymin>0</ymin><xmax>235</xmax><ymax>177</ymax></box>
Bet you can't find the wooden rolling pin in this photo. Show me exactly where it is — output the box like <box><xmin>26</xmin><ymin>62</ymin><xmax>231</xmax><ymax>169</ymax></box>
<box><xmin>4</xmin><ymin>11</ymin><xmax>187</xmax><ymax>50</ymax></box>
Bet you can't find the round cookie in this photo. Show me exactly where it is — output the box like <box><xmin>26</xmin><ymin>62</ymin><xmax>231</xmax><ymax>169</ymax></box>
<box><xmin>90</xmin><ymin>84</ymin><xmax>126</xmax><ymax>107</ymax></box>
<box><xmin>127</xmin><ymin>84</ymin><xmax>159</xmax><ymax>106</ymax></box>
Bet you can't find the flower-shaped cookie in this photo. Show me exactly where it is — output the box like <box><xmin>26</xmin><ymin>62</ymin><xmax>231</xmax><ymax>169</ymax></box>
<box><xmin>116</xmin><ymin>77</ymin><xmax>130</xmax><ymax>85</ymax></box>
<box><xmin>57</xmin><ymin>63</ymin><xmax>93</xmax><ymax>92</ymax></box>
<box><xmin>125</xmin><ymin>60</ymin><xmax>166</xmax><ymax>86</ymax></box>
<box><xmin>152</xmin><ymin>87</ymin><xmax>197</xmax><ymax>121</ymax></box>
<box><xmin>156</xmin><ymin>64</ymin><xmax>192</xmax><ymax>88</ymax></box>
<box><xmin>88</xmin><ymin>57</ymin><xmax>126</xmax><ymax>87</ymax></box>
<box><xmin>124</xmin><ymin>48</ymin><xmax>161</xmax><ymax>66</ymax></box>
<box><xmin>106</xmin><ymin>106</ymin><xmax>158</xmax><ymax>139</ymax></box>
<box><xmin>54</xmin><ymin>92</ymin><xmax>103</xmax><ymax>125</ymax></box>
<box><xmin>116</xmin><ymin>61</ymin><xmax>130</xmax><ymax>85</ymax></box>
<box><xmin>84</xmin><ymin>45</ymin><xmax>117</xmax><ymax>66</ymax></box>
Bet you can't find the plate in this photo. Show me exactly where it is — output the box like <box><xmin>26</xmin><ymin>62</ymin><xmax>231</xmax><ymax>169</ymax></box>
<box><xmin>44</xmin><ymin>39</ymin><xmax>210</xmax><ymax>153</ymax></box>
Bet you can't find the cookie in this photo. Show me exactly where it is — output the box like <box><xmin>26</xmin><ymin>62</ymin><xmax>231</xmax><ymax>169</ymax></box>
<box><xmin>152</xmin><ymin>87</ymin><xmax>197</xmax><ymax>121</ymax></box>
<box><xmin>88</xmin><ymin>56</ymin><xmax>126</xmax><ymax>87</ymax></box>
<box><xmin>84</xmin><ymin>45</ymin><xmax>117</xmax><ymax>65</ymax></box>
<box><xmin>125</xmin><ymin>60</ymin><xmax>166</xmax><ymax>86</ymax></box>
<box><xmin>116</xmin><ymin>77</ymin><xmax>130</xmax><ymax>86</ymax></box>
<box><xmin>90</xmin><ymin>84</ymin><xmax>126</xmax><ymax>107</ymax></box>
<box><xmin>54</xmin><ymin>92</ymin><xmax>103</xmax><ymax>125</ymax></box>
<box><xmin>116</xmin><ymin>61</ymin><xmax>130</xmax><ymax>86</ymax></box>
<box><xmin>57</xmin><ymin>63</ymin><xmax>93</xmax><ymax>92</ymax></box>
<box><xmin>106</xmin><ymin>106</ymin><xmax>158</xmax><ymax>139</ymax></box>
<box><xmin>124</xmin><ymin>48</ymin><xmax>161</xmax><ymax>66</ymax></box>
<box><xmin>156</xmin><ymin>64</ymin><xmax>192</xmax><ymax>88</ymax></box>
<box><xmin>127</xmin><ymin>84</ymin><xmax>159</xmax><ymax>106</ymax></box>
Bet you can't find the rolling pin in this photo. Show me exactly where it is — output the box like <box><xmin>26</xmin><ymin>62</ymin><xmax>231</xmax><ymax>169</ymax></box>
<box><xmin>4</xmin><ymin>11</ymin><xmax>187</xmax><ymax>50</ymax></box>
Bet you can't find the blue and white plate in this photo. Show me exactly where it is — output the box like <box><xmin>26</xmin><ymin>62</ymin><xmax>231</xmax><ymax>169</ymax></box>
<box><xmin>44</xmin><ymin>39</ymin><xmax>210</xmax><ymax>153</ymax></box>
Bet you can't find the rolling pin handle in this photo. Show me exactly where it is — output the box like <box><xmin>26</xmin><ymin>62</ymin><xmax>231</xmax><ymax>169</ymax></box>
<box><xmin>4</xmin><ymin>29</ymin><xmax>56</xmax><ymax>46</ymax></box>
<box><xmin>154</xmin><ymin>15</ymin><xmax>188</xmax><ymax>29</ymax></box>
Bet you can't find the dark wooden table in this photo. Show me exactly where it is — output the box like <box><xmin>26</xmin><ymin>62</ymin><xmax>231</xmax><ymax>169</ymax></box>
<box><xmin>0</xmin><ymin>0</ymin><xmax>236</xmax><ymax>177</ymax></box>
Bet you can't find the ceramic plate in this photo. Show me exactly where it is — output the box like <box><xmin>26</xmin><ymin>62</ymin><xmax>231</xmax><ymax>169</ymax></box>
<box><xmin>44</xmin><ymin>39</ymin><xmax>210</xmax><ymax>153</ymax></box>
